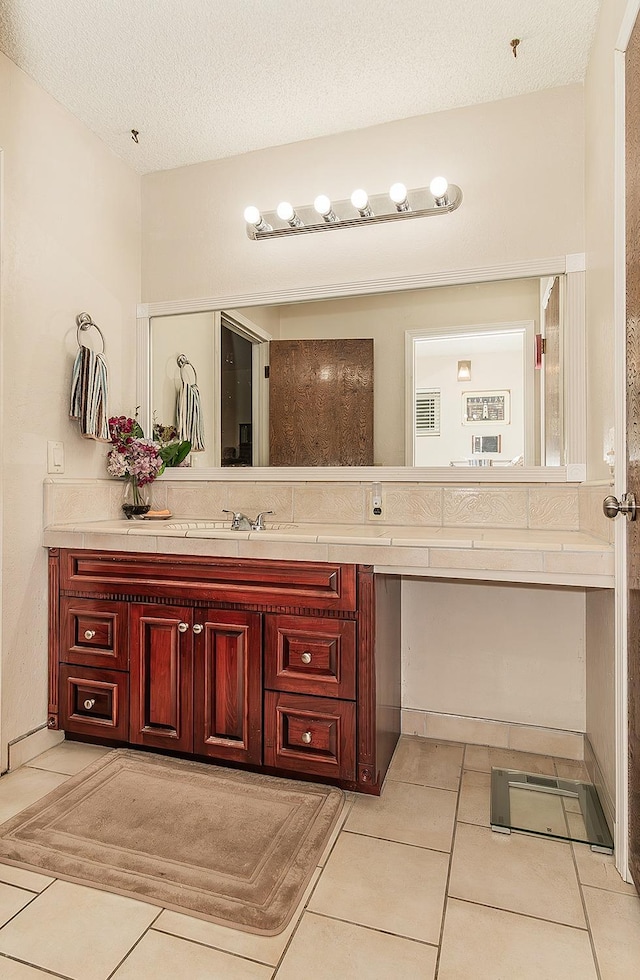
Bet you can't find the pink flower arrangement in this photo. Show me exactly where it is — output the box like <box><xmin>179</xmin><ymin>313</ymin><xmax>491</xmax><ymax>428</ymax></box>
<box><xmin>106</xmin><ymin>416</ymin><xmax>163</xmax><ymax>486</ymax></box>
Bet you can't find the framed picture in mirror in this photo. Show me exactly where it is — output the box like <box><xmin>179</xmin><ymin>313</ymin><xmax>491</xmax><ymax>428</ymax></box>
<box><xmin>463</xmin><ymin>390</ymin><xmax>510</xmax><ymax>424</ymax></box>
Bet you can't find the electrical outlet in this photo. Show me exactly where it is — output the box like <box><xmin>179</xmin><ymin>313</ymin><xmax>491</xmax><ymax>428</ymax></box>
<box><xmin>369</xmin><ymin>483</ymin><xmax>384</xmax><ymax>520</ymax></box>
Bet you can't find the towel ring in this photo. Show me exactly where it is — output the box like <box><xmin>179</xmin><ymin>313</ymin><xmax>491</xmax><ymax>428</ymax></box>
<box><xmin>177</xmin><ymin>353</ymin><xmax>198</xmax><ymax>385</ymax></box>
<box><xmin>76</xmin><ymin>312</ymin><xmax>105</xmax><ymax>353</ymax></box>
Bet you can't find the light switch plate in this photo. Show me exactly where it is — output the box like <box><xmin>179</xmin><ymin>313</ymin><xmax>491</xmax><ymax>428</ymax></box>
<box><xmin>47</xmin><ymin>440</ymin><xmax>65</xmax><ymax>474</ymax></box>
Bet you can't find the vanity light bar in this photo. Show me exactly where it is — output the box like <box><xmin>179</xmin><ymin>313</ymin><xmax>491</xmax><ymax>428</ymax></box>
<box><xmin>243</xmin><ymin>179</ymin><xmax>463</xmax><ymax>240</ymax></box>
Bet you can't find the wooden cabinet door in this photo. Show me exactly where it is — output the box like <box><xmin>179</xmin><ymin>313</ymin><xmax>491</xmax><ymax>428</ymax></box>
<box><xmin>193</xmin><ymin>608</ymin><xmax>262</xmax><ymax>764</ymax></box>
<box><xmin>130</xmin><ymin>603</ymin><xmax>193</xmax><ymax>753</ymax></box>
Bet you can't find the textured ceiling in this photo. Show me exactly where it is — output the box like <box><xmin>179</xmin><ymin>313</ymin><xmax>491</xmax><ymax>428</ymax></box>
<box><xmin>0</xmin><ymin>0</ymin><xmax>601</xmax><ymax>174</ymax></box>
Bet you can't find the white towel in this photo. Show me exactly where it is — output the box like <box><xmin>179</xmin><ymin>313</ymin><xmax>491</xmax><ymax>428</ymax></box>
<box><xmin>176</xmin><ymin>378</ymin><xmax>205</xmax><ymax>451</ymax></box>
<box><xmin>70</xmin><ymin>345</ymin><xmax>110</xmax><ymax>441</ymax></box>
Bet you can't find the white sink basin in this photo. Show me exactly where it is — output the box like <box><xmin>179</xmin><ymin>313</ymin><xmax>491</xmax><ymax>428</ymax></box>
<box><xmin>162</xmin><ymin>520</ymin><xmax>299</xmax><ymax>532</ymax></box>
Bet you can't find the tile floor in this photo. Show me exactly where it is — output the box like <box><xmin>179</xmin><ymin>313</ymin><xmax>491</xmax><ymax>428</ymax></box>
<box><xmin>0</xmin><ymin>736</ymin><xmax>638</xmax><ymax>978</ymax></box>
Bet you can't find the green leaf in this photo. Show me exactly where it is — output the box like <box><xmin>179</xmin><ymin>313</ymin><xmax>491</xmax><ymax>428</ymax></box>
<box><xmin>158</xmin><ymin>440</ymin><xmax>191</xmax><ymax>467</ymax></box>
<box><xmin>172</xmin><ymin>441</ymin><xmax>192</xmax><ymax>465</ymax></box>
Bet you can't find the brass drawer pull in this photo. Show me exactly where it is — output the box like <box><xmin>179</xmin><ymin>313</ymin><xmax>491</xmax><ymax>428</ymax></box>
<box><xmin>301</xmin><ymin>731</ymin><xmax>312</xmax><ymax>744</ymax></box>
<box><xmin>300</xmin><ymin>651</ymin><xmax>312</xmax><ymax>664</ymax></box>
<box><xmin>83</xmin><ymin>698</ymin><xmax>96</xmax><ymax>710</ymax></box>
<box><xmin>84</xmin><ymin>629</ymin><xmax>96</xmax><ymax>640</ymax></box>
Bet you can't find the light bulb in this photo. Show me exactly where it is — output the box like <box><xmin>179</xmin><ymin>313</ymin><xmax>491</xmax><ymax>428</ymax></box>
<box><xmin>243</xmin><ymin>205</ymin><xmax>272</xmax><ymax>232</ymax></box>
<box><xmin>276</xmin><ymin>201</ymin><xmax>294</xmax><ymax>222</ymax></box>
<box><xmin>351</xmin><ymin>188</ymin><xmax>368</xmax><ymax>210</ymax></box>
<box><xmin>429</xmin><ymin>176</ymin><xmax>449</xmax><ymax>205</ymax></box>
<box><xmin>314</xmin><ymin>195</ymin><xmax>331</xmax><ymax>215</ymax></box>
<box><xmin>351</xmin><ymin>188</ymin><xmax>373</xmax><ymax>217</ymax></box>
<box><xmin>276</xmin><ymin>201</ymin><xmax>303</xmax><ymax>227</ymax></box>
<box><xmin>314</xmin><ymin>194</ymin><xmax>338</xmax><ymax>223</ymax></box>
<box><xmin>243</xmin><ymin>205</ymin><xmax>261</xmax><ymax>225</ymax></box>
<box><xmin>389</xmin><ymin>182</ymin><xmax>410</xmax><ymax>212</ymax></box>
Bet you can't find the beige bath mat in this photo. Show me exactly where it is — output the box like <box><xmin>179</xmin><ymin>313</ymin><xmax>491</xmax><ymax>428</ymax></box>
<box><xmin>0</xmin><ymin>749</ymin><xmax>344</xmax><ymax>935</ymax></box>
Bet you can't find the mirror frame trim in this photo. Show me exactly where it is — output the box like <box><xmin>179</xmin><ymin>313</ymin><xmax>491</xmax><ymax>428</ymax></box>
<box><xmin>137</xmin><ymin>252</ymin><xmax>586</xmax><ymax>483</ymax></box>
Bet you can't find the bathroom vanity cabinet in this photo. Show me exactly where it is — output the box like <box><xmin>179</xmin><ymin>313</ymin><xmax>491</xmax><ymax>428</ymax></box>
<box><xmin>48</xmin><ymin>548</ymin><xmax>401</xmax><ymax>794</ymax></box>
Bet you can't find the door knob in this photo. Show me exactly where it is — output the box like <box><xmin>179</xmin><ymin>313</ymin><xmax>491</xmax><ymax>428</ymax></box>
<box><xmin>178</xmin><ymin>622</ymin><xmax>189</xmax><ymax>633</ymax></box>
<box><xmin>603</xmin><ymin>492</ymin><xmax>637</xmax><ymax>521</ymax></box>
<box><xmin>192</xmin><ymin>624</ymin><xmax>203</xmax><ymax>634</ymax></box>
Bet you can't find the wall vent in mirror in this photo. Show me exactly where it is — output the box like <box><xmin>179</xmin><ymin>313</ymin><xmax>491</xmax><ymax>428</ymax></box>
<box><xmin>243</xmin><ymin>178</ymin><xmax>462</xmax><ymax>240</ymax></box>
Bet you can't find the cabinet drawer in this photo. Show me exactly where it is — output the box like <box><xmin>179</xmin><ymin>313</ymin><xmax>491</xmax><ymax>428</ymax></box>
<box><xmin>265</xmin><ymin>615</ymin><xmax>356</xmax><ymax>699</ymax></box>
<box><xmin>60</xmin><ymin>551</ymin><xmax>356</xmax><ymax>611</ymax></box>
<box><xmin>264</xmin><ymin>691</ymin><xmax>355</xmax><ymax>780</ymax></box>
<box><xmin>59</xmin><ymin>665</ymin><xmax>129</xmax><ymax>741</ymax></box>
<box><xmin>61</xmin><ymin>597</ymin><xmax>128</xmax><ymax>670</ymax></box>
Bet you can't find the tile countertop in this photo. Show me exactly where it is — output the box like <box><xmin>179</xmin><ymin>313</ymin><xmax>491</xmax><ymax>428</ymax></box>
<box><xmin>42</xmin><ymin>520</ymin><xmax>615</xmax><ymax>589</ymax></box>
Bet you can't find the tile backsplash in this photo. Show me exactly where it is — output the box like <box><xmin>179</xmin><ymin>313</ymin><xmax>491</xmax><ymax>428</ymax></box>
<box><xmin>44</xmin><ymin>478</ymin><xmax>612</xmax><ymax>538</ymax></box>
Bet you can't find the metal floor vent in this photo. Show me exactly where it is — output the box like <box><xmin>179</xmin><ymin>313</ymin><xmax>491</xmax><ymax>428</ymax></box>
<box><xmin>490</xmin><ymin>768</ymin><xmax>613</xmax><ymax>853</ymax></box>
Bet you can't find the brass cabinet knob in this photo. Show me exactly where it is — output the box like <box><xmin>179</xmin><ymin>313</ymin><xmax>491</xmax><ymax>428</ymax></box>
<box><xmin>83</xmin><ymin>698</ymin><xmax>96</xmax><ymax>710</ymax></box>
<box><xmin>84</xmin><ymin>629</ymin><xmax>96</xmax><ymax>640</ymax></box>
<box><xmin>192</xmin><ymin>624</ymin><xmax>204</xmax><ymax>635</ymax></box>
<box><xmin>301</xmin><ymin>731</ymin><xmax>312</xmax><ymax>744</ymax></box>
<box><xmin>178</xmin><ymin>622</ymin><xmax>189</xmax><ymax>633</ymax></box>
<box><xmin>301</xmin><ymin>651</ymin><xmax>312</xmax><ymax>664</ymax></box>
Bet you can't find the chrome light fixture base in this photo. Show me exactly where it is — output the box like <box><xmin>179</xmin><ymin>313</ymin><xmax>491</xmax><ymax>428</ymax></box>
<box><xmin>245</xmin><ymin>184</ymin><xmax>463</xmax><ymax>241</ymax></box>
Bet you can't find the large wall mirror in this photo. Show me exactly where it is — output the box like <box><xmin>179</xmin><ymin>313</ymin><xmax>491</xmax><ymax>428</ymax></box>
<box><xmin>138</xmin><ymin>260</ymin><xmax>586</xmax><ymax>482</ymax></box>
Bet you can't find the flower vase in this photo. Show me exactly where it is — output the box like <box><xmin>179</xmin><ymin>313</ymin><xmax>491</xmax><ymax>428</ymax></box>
<box><xmin>122</xmin><ymin>477</ymin><xmax>151</xmax><ymax>519</ymax></box>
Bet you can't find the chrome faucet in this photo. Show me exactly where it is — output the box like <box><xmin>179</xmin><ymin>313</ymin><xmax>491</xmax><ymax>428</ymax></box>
<box><xmin>223</xmin><ymin>509</ymin><xmax>274</xmax><ymax>530</ymax></box>
<box><xmin>222</xmin><ymin>510</ymin><xmax>252</xmax><ymax>530</ymax></box>
<box><xmin>251</xmin><ymin>511</ymin><xmax>273</xmax><ymax>531</ymax></box>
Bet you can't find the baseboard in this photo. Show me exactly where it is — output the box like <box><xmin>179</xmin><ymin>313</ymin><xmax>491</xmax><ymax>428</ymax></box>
<box><xmin>584</xmin><ymin>735</ymin><xmax>615</xmax><ymax>839</ymax></box>
<box><xmin>8</xmin><ymin>725</ymin><xmax>64</xmax><ymax>771</ymax></box>
<box><xmin>401</xmin><ymin>709</ymin><xmax>584</xmax><ymax>760</ymax></box>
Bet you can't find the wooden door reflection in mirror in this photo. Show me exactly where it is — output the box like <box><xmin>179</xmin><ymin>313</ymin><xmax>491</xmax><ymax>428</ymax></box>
<box><xmin>269</xmin><ymin>339</ymin><xmax>374</xmax><ymax>466</ymax></box>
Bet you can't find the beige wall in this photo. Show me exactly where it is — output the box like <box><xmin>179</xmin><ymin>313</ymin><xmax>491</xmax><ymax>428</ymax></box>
<box><xmin>0</xmin><ymin>53</ymin><xmax>140</xmax><ymax>768</ymax></box>
<box><xmin>142</xmin><ymin>85</ymin><xmax>585</xmax><ymax>302</ymax></box>
<box><xmin>402</xmin><ymin>580</ymin><xmax>586</xmax><ymax>733</ymax></box>
<box><xmin>585</xmin><ymin>0</ymin><xmax>628</xmax><ymax>482</ymax></box>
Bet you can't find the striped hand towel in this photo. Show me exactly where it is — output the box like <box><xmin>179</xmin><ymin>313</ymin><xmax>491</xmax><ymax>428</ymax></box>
<box><xmin>176</xmin><ymin>377</ymin><xmax>205</xmax><ymax>451</ymax></box>
<box><xmin>70</xmin><ymin>345</ymin><xmax>110</xmax><ymax>441</ymax></box>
